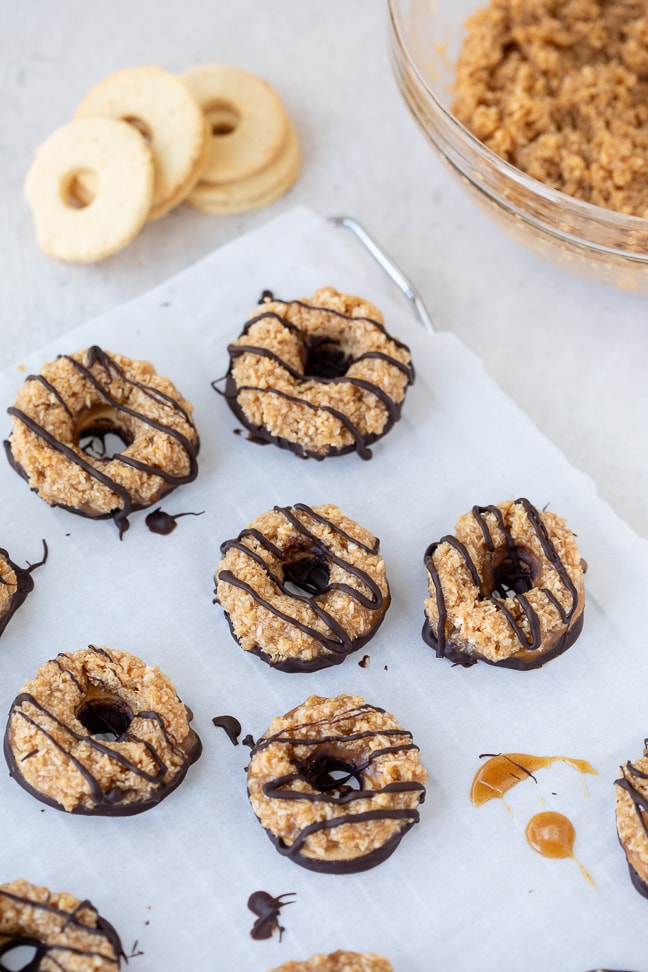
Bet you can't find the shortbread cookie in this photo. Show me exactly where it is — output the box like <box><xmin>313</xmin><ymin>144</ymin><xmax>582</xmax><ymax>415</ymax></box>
<box><xmin>4</xmin><ymin>645</ymin><xmax>202</xmax><ymax>815</ymax></box>
<box><xmin>23</xmin><ymin>116</ymin><xmax>154</xmax><ymax>263</ymax></box>
<box><xmin>75</xmin><ymin>65</ymin><xmax>209</xmax><ymax>220</ymax></box>
<box><xmin>223</xmin><ymin>287</ymin><xmax>414</xmax><ymax>459</ymax></box>
<box><xmin>422</xmin><ymin>498</ymin><xmax>586</xmax><ymax>669</ymax></box>
<box><xmin>214</xmin><ymin>503</ymin><xmax>390</xmax><ymax>671</ymax></box>
<box><xmin>186</xmin><ymin>119</ymin><xmax>299</xmax><ymax>214</ymax></box>
<box><xmin>0</xmin><ymin>879</ymin><xmax>124</xmax><ymax>971</ymax></box>
<box><xmin>6</xmin><ymin>346</ymin><xmax>200</xmax><ymax>537</ymax></box>
<box><xmin>268</xmin><ymin>952</ymin><xmax>393</xmax><ymax>972</ymax></box>
<box><xmin>247</xmin><ymin>694</ymin><xmax>427</xmax><ymax>872</ymax></box>
<box><xmin>0</xmin><ymin>542</ymin><xmax>47</xmax><ymax>638</ymax></box>
<box><xmin>181</xmin><ymin>63</ymin><xmax>289</xmax><ymax>184</ymax></box>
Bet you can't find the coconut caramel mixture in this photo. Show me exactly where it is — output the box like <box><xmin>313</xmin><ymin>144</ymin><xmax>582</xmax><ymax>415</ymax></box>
<box><xmin>268</xmin><ymin>952</ymin><xmax>393</xmax><ymax>972</ymax></box>
<box><xmin>215</xmin><ymin>503</ymin><xmax>391</xmax><ymax>671</ymax></box>
<box><xmin>453</xmin><ymin>0</ymin><xmax>648</xmax><ymax>216</ymax></box>
<box><xmin>615</xmin><ymin>746</ymin><xmax>648</xmax><ymax>897</ymax></box>
<box><xmin>423</xmin><ymin>498</ymin><xmax>586</xmax><ymax>668</ymax></box>
<box><xmin>0</xmin><ymin>879</ymin><xmax>124</xmax><ymax>971</ymax></box>
<box><xmin>224</xmin><ymin>287</ymin><xmax>414</xmax><ymax>459</ymax></box>
<box><xmin>6</xmin><ymin>346</ymin><xmax>199</xmax><ymax>536</ymax></box>
<box><xmin>247</xmin><ymin>694</ymin><xmax>427</xmax><ymax>873</ymax></box>
<box><xmin>4</xmin><ymin>645</ymin><xmax>201</xmax><ymax>815</ymax></box>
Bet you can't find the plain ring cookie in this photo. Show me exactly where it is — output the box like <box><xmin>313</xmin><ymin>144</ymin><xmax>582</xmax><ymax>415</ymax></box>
<box><xmin>247</xmin><ymin>694</ymin><xmax>427</xmax><ymax>873</ymax></box>
<box><xmin>4</xmin><ymin>645</ymin><xmax>202</xmax><ymax>815</ymax></box>
<box><xmin>0</xmin><ymin>542</ymin><xmax>47</xmax><ymax>639</ymax></box>
<box><xmin>268</xmin><ymin>952</ymin><xmax>393</xmax><ymax>972</ymax></box>
<box><xmin>214</xmin><ymin>503</ymin><xmax>391</xmax><ymax>672</ymax></box>
<box><xmin>5</xmin><ymin>346</ymin><xmax>200</xmax><ymax>537</ymax></box>
<box><xmin>181</xmin><ymin>63</ymin><xmax>289</xmax><ymax>184</ymax></box>
<box><xmin>615</xmin><ymin>740</ymin><xmax>648</xmax><ymax>898</ymax></box>
<box><xmin>0</xmin><ymin>879</ymin><xmax>124</xmax><ymax>971</ymax></box>
<box><xmin>23</xmin><ymin>117</ymin><xmax>154</xmax><ymax>263</ymax></box>
<box><xmin>422</xmin><ymin>498</ymin><xmax>586</xmax><ymax>669</ymax></box>
<box><xmin>185</xmin><ymin>119</ymin><xmax>299</xmax><ymax>214</ymax></box>
<box><xmin>75</xmin><ymin>65</ymin><xmax>209</xmax><ymax>220</ymax></box>
<box><xmin>223</xmin><ymin>287</ymin><xmax>414</xmax><ymax>459</ymax></box>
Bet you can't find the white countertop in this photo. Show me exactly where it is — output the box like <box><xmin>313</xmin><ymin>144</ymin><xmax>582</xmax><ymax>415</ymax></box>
<box><xmin>2</xmin><ymin>0</ymin><xmax>647</xmax><ymax>540</ymax></box>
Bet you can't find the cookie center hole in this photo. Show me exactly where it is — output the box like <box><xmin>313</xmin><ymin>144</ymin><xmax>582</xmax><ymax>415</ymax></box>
<box><xmin>63</xmin><ymin>169</ymin><xmax>97</xmax><ymax>209</ymax></box>
<box><xmin>299</xmin><ymin>754</ymin><xmax>363</xmax><ymax>796</ymax></box>
<box><xmin>77</xmin><ymin>697</ymin><xmax>133</xmax><ymax>742</ymax></box>
<box><xmin>77</xmin><ymin>409</ymin><xmax>133</xmax><ymax>460</ymax></box>
<box><xmin>283</xmin><ymin>553</ymin><xmax>330</xmax><ymax>597</ymax></box>
<box><xmin>0</xmin><ymin>938</ymin><xmax>45</xmax><ymax>971</ymax></box>
<box><xmin>492</xmin><ymin>555</ymin><xmax>534</xmax><ymax>599</ymax></box>
<box><xmin>205</xmin><ymin>101</ymin><xmax>240</xmax><ymax>136</ymax></box>
<box><xmin>304</xmin><ymin>336</ymin><xmax>352</xmax><ymax>379</ymax></box>
<box><xmin>122</xmin><ymin>115</ymin><xmax>153</xmax><ymax>144</ymax></box>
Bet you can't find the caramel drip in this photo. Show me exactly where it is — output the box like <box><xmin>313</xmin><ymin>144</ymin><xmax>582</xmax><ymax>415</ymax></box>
<box><xmin>525</xmin><ymin>811</ymin><xmax>574</xmax><ymax>859</ymax></box>
<box><xmin>222</xmin><ymin>296</ymin><xmax>414</xmax><ymax>460</ymax></box>
<box><xmin>251</xmin><ymin>701</ymin><xmax>425</xmax><ymax>870</ymax></box>
<box><xmin>0</xmin><ymin>886</ymin><xmax>124</xmax><ymax>964</ymax></box>
<box><xmin>6</xmin><ymin>346</ymin><xmax>199</xmax><ymax>537</ymax></box>
<box><xmin>471</xmin><ymin>752</ymin><xmax>597</xmax><ymax>806</ymax></box>
<box><xmin>423</xmin><ymin>497</ymin><xmax>580</xmax><ymax>658</ymax></box>
<box><xmin>218</xmin><ymin>504</ymin><xmax>386</xmax><ymax>661</ymax></box>
<box><xmin>4</xmin><ymin>646</ymin><xmax>201</xmax><ymax>815</ymax></box>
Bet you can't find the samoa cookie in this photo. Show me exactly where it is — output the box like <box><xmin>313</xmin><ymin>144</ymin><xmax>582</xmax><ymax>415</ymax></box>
<box><xmin>615</xmin><ymin>739</ymin><xmax>648</xmax><ymax>899</ymax></box>
<box><xmin>222</xmin><ymin>287</ymin><xmax>414</xmax><ymax>459</ymax></box>
<box><xmin>214</xmin><ymin>503</ymin><xmax>391</xmax><ymax>672</ymax></box>
<box><xmin>5</xmin><ymin>346</ymin><xmax>199</xmax><ymax>537</ymax></box>
<box><xmin>422</xmin><ymin>498</ymin><xmax>586</xmax><ymax>669</ymax></box>
<box><xmin>0</xmin><ymin>542</ymin><xmax>47</xmax><ymax>639</ymax></box>
<box><xmin>75</xmin><ymin>65</ymin><xmax>210</xmax><ymax>220</ymax></box>
<box><xmin>4</xmin><ymin>645</ymin><xmax>202</xmax><ymax>816</ymax></box>
<box><xmin>0</xmin><ymin>879</ymin><xmax>124</xmax><ymax>971</ymax></box>
<box><xmin>247</xmin><ymin>694</ymin><xmax>427</xmax><ymax>873</ymax></box>
<box><xmin>268</xmin><ymin>953</ymin><xmax>393</xmax><ymax>972</ymax></box>
<box><xmin>23</xmin><ymin>116</ymin><xmax>154</xmax><ymax>263</ymax></box>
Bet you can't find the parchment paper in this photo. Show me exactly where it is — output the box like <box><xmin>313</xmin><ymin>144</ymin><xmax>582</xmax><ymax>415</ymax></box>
<box><xmin>1</xmin><ymin>206</ymin><xmax>648</xmax><ymax>972</ymax></box>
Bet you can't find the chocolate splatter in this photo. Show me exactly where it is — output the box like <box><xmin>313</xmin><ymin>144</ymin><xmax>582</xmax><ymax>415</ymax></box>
<box><xmin>211</xmin><ymin>715</ymin><xmax>242</xmax><ymax>746</ymax></box>
<box><xmin>247</xmin><ymin>891</ymin><xmax>295</xmax><ymax>941</ymax></box>
<box><xmin>358</xmin><ymin>654</ymin><xmax>370</xmax><ymax>668</ymax></box>
<box><xmin>145</xmin><ymin>508</ymin><xmax>204</xmax><ymax>535</ymax></box>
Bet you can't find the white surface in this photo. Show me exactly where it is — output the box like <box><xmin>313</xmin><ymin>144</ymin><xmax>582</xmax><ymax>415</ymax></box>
<box><xmin>1</xmin><ymin>207</ymin><xmax>648</xmax><ymax>972</ymax></box>
<box><xmin>1</xmin><ymin>1</ymin><xmax>647</xmax><ymax>544</ymax></box>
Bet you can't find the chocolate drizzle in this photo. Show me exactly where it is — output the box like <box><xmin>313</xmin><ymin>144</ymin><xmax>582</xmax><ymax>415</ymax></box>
<box><xmin>0</xmin><ymin>541</ymin><xmax>48</xmax><ymax>639</ymax></box>
<box><xmin>216</xmin><ymin>504</ymin><xmax>389</xmax><ymax>671</ymax></box>
<box><xmin>0</xmin><ymin>885</ymin><xmax>125</xmax><ymax>968</ymax></box>
<box><xmin>219</xmin><ymin>296</ymin><xmax>414</xmax><ymax>460</ymax></box>
<box><xmin>422</xmin><ymin>498</ymin><xmax>583</xmax><ymax>670</ymax></box>
<box><xmin>5</xmin><ymin>347</ymin><xmax>199</xmax><ymax>538</ymax></box>
<box><xmin>4</xmin><ymin>646</ymin><xmax>202</xmax><ymax>816</ymax></box>
<box><xmin>249</xmin><ymin>701</ymin><xmax>426</xmax><ymax>873</ymax></box>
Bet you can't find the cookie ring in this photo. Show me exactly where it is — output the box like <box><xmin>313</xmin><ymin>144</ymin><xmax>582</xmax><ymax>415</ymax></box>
<box><xmin>185</xmin><ymin>119</ymin><xmax>299</xmax><ymax>214</ymax></box>
<box><xmin>181</xmin><ymin>63</ymin><xmax>289</xmax><ymax>184</ymax></box>
<box><xmin>422</xmin><ymin>498</ymin><xmax>586</xmax><ymax>669</ymax></box>
<box><xmin>247</xmin><ymin>694</ymin><xmax>427</xmax><ymax>873</ymax></box>
<box><xmin>3</xmin><ymin>645</ymin><xmax>202</xmax><ymax>815</ymax></box>
<box><xmin>0</xmin><ymin>879</ymin><xmax>124</xmax><ymax>971</ymax></box>
<box><xmin>615</xmin><ymin>740</ymin><xmax>648</xmax><ymax>898</ymax></box>
<box><xmin>214</xmin><ymin>503</ymin><xmax>391</xmax><ymax>672</ymax></box>
<box><xmin>268</xmin><ymin>952</ymin><xmax>393</xmax><ymax>972</ymax></box>
<box><xmin>222</xmin><ymin>287</ymin><xmax>414</xmax><ymax>460</ymax></box>
<box><xmin>23</xmin><ymin>117</ymin><xmax>154</xmax><ymax>264</ymax></box>
<box><xmin>5</xmin><ymin>346</ymin><xmax>200</xmax><ymax>537</ymax></box>
<box><xmin>75</xmin><ymin>65</ymin><xmax>209</xmax><ymax>220</ymax></box>
<box><xmin>0</xmin><ymin>542</ymin><xmax>47</xmax><ymax>639</ymax></box>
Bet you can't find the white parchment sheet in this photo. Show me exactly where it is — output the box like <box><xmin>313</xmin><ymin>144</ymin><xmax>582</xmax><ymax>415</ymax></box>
<box><xmin>1</xmin><ymin>207</ymin><xmax>648</xmax><ymax>972</ymax></box>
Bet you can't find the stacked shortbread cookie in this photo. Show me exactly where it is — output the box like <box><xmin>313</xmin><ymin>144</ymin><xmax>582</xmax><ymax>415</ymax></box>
<box><xmin>24</xmin><ymin>64</ymin><xmax>299</xmax><ymax>263</ymax></box>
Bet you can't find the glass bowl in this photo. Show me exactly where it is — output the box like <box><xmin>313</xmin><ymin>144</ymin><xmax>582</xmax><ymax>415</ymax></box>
<box><xmin>388</xmin><ymin>0</ymin><xmax>648</xmax><ymax>292</ymax></box>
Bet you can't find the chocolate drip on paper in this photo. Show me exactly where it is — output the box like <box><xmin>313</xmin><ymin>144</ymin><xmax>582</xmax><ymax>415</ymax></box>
<box><xmin>217</xmin><ymin>504</ymin><xmax>389</xmax><ymax>671</ymax></box>
<box><xmin>0</xmin><ymin>540</ymin><xmax>48</xmax><ymax>639</ymax></box>
<box><xmin>5</xmin><ymin>347</ymin><xmax>199</xmax><ymax>538</ymax></box>
<box><xmin>212</xmin><ymin>715</ymin><xmax>242</xmax><ymax>746</ymax></box>
<box><xmin>219</xmin><ymin>296</ymin><xmax>414</xmax><ymax>460</ymax></box>
<box><xmin>250</xmin><ymin>701</ymin><xmax>425</xmax><ymax>873</ymax></box>
<box><xmin>0</xmin><ymin>886</ymin><xmax>125</xmax><ymax>968</ymax></box>
<box><xmin>247</xmin><ymin>890</ymin><xmax>295</xmax><ymax>941</ymax></box>
<box><xmin>422</xmin><ymin>497</ymin><xmax>582</xmax><ymax>669</ymax></box>
<box><xmin>145</xmin><ymin>507</ymin><xmax>204</xmax><ymax>535</ymax></box>
<box><xmin>4</xmin><ymin>645</ymin><xmax>202</xmax><ymax>816</ymax></box>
